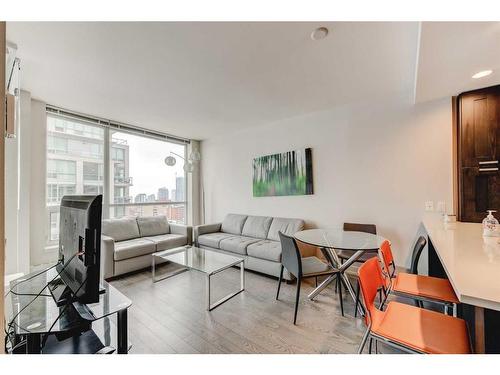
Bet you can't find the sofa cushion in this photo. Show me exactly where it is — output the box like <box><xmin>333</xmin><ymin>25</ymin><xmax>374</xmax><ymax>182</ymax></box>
<box><xmin>114</xmin><ymin>238</ymin><xmax>156</xmax><ymax>261</ymax></box>
<box><xmin>247</xmin><ymin>240</ymin><xmax>282</xmax><ymax>262</ymax></box>
<box><xmin>198</xmin><ymin>232</ymin><xmax>237</xmax><ymax>248</ymax></box>
<box><xmin>145</xmin><ymin>234</ymin><xmax>187</xmax><ymax>252</ymax></box>
<box><xmin>102</xmin><ymin>217</ymin><xmax>140</xmax><ymax>242</ymax></box>
<box><xmin>242</xmin><ymin>216</ymin><xmax>273</xmax><ymax>239</ymax></box>
<box><xmin>137</xmin><ymin>215</ymin><xmax>170</xmax><ymax>237</ymax></box>
<box><xmin>221</xmin><ymin>214</ymin><xmax>248</xmax><ymax>235</ymax></box>
<box><xmin>219</xmin><ymin>236</ymin><xmax>261</xmax><ymax>255</ymax></box>
<box><xmin>267</xmin><ymin>217</ymin><xmax>305</xmax><ymax>242</ymax></box>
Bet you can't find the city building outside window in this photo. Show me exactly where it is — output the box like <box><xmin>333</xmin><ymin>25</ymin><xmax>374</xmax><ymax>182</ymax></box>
<box><xmin>45</xmin><ymin>112</ymin><xmax>188</xmax><ymax>247</ymax></box>
<box><xmin>108</xmin><ymin>130</ymin><xmax>186</xmax><ymax>224</ymax></box>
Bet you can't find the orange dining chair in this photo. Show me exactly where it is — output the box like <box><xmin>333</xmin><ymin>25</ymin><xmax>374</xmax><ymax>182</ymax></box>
<box><xmin>379</xmin><ymin>239</ymin><xmax>459</xmax><ymax>316</ymax></box>
<box><xmin>357</xmin><ymin>257</ymin><xmax>471</xmax><ymax>354</ymax></box>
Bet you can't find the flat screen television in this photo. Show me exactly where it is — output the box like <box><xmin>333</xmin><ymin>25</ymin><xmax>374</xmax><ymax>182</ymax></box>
<box><xmin>56</xmin><ymin>195</ymin><xmax>102</xmax><ymax>304</ymax></box>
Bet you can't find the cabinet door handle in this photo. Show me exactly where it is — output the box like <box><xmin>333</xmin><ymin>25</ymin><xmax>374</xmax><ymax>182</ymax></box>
<box><xmin>479</xmin><ymin>167</ymin><xmax>499</xmax><ymax>172</ymax></box>
<box><xmin>479</xmin><ymin>161</ymin><xmax>498</xmax><ymax>165</ymax></box>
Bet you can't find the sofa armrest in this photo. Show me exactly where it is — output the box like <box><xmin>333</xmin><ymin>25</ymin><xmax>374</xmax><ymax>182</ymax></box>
<box><xmin>193</xmin><ymin>223</ymin><xmax>222</xmax><ymax>245</ymax></box>
<box><xmin>170</xmin><ymin>224</ymin><xmax>193</xmax><ymax>245</ymax></box>
<box><xmin>100</xmin><ymin>235</ymin><xmax>115</xmax><ymax>280</ymax></box>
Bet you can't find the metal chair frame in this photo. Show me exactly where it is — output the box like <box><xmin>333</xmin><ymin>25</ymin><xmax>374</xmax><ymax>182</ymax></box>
<box><xmin>379</xmin><ymin>240</ymin><xmax>458</xmax><ymax>317</ymax></box>
<box><xmin>357</xmin><ymin>323</ymin><xmax>426</xmax><ymax>354</ymax></box>
<box><xmin>276</xmin><ymin>232</ymin><xmax>345</xmax><ymax>324</ymax></box>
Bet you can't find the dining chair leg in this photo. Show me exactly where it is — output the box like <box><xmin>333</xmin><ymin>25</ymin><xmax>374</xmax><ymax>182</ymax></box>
<box><xmin>368</xmin><ymin>338</ymin><xmax>373</xmax><ymax>354</ymax></box>
<box><xmin>276</xmin><ymin>265</ymin><xmax>284</xmax><ymax>300</ymax></box>
<box><xmin>315</xmin><ymin>277</ymin><xmax>318</xmax><ymax>287</ymax></box>
<box><xmin>357</xmin><ymin>326</ymin><xmax>371</xmax><ymax>354</ymax></box>
<box><xmin>354</xmin><ymin>283</ymin><xmax>360</xmax><ymax>318</ymax></box>
<box><xmin>334</xmin><ymin>260</ymin><xmax>343</xmax><ymax>295</ymax></box>
<box><xmin>293</xmin><ymin>277</ymin><xmax>301</xmax><ymax>325</ymax></box>
<box><xmin>337</xmin><ymin>275</ymin><xmax>344</xmax><ymax>316</ymax></box>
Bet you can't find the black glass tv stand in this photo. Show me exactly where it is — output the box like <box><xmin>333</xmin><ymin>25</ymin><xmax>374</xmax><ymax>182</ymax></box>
<box><xmin>5</xmin><ymin>268</ymin><xmax>132</xmax><ymax>354</ymax></box>
<box><xmin>48</xmin><ymin>278</ymin><xmax>106</xmax><ymax>307</ymax></box>
<box><xmin>48</xmin><ymin>278</ymin><xmax>73</xmax><ymax>306</ymax></box>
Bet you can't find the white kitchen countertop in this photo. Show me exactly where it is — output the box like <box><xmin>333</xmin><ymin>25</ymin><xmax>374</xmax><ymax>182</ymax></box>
<box><xmin>423</xmin><ymin>214</ymin><xmax>500</xmax><ymax>311</ymax></box>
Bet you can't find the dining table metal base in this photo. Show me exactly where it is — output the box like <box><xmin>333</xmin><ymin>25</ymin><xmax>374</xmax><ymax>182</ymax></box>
<box><xmin>307</xmin><ymin>247</ymin><xmax>365</xmax><ymax>316</ymax></box>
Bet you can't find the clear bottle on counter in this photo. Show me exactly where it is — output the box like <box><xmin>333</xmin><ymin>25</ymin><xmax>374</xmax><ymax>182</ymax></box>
<box><xmin>482</xmin><ymin>210</ymin><xmax>499</xmax><ymax>237</ymax></box>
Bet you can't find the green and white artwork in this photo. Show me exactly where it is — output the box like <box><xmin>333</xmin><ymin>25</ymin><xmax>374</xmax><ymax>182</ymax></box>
<box><xmin>253</xmin><ymin>148</ymin><xmax>313</xmax><ymax>197</ymax></box>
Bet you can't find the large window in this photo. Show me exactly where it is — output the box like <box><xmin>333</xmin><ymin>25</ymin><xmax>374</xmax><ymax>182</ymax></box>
<box><xmin>45</xmin><ymin>111</ymin><xmax>188</xmax><ymax>246</ymax></box>
<box><xmin>108</xmin><ymin>131</ymin><xmax>186</xmax><ymax>223</ymax></box>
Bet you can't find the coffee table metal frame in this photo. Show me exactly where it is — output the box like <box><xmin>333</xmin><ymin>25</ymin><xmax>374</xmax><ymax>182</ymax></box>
<box><xmin>151</xmin><ymin>246</ymin><xmax>245</xmax><ymax>311</ymax></box>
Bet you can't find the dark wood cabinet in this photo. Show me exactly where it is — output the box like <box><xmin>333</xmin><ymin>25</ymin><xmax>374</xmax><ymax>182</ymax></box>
<box><xmin>458</xmin><ymin>85</ymin><xmax>500</xmax><ymax>222</ymax></box>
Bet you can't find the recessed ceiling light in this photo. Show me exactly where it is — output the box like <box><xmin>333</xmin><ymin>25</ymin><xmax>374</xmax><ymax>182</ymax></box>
<box><xmin>472</xmin><ymin>70</ymin><xmax>493</xmax><ymax>79</ymax></box>
<box><xmin>311</xmin><ymin>27</ymin><xmax>329</xmax><ymax>41</ymax></box>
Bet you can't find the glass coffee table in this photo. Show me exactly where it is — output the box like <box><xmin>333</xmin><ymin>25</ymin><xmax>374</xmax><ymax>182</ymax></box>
<box><xmin>152</xmin><ymin>245</ymin><xmax>245</xmax><ymax>311</ymax></box>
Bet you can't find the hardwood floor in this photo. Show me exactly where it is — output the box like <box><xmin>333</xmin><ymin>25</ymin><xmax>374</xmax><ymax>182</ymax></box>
<box><xmin>110</xmin><ymin>264</ymin><xmax>400</xmax><ymax>354</ymax></box>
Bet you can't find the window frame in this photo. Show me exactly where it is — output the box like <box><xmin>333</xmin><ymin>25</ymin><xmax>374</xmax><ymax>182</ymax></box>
<box><xmin>45</xmin><ymin>108</ymin><xmax>190</xmax><ymax>247</ymax></box>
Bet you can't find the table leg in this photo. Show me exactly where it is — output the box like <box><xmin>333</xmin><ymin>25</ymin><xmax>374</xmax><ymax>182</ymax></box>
<box><xmin>152</xmin><ymin>254</ymin><xmax>155</xmax><ymax>280</ymax></box>
<box><xmin>240</xmin><ymin>260</ymin><xmax>245</xmax><ymax>291</ymax></box>
<box><xmin>206</xmin><ymin>260</ymin><xmax>245</xmax><ymax>311</ymax></box>
<box><xmin>117</xmin><ymin>309</ymin><xmax>128</xmax><ymax>354</ymax></box>
<box><xmin>206</xmin><ymin>274</ymin><xmax>211</xmax><ymax>310</ymax></box>
<box><xmin>308</xmin><ymin>274</ymin><xmax>336</xmax><ymax>300</ymax></box>
<box><xmin>152</xmin><ymin>255</ymin><xmax>189</xmax><ymax>283</ymax></box>
<box><xmin>339</xmin><ymin>270</ymin><xmax>362</xmax><ymax>315</ymax></box>
<box><xmin>307</xmin><ymin>247</ymin><xmax>365</xmax><ymax>316</ymax></box>
<box><xmin>333</xmin><ymin>249</ymin><xmax>365</xmax><ymax>316</ymax></box>
<box><xmin>307</xmin><ymin>247</ymin><xmax>342</xmax><ymax>299</ymax></box>
<box><xmin>26</xmin><ymin>333</ymin><xmax>41</xmax><ymax>354</ymax></box>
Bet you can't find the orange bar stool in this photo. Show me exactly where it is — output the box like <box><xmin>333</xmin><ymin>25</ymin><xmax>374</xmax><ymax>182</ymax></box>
<box><xmin>357</xmin><ymin>258</ymin><xmax>471</xmax><ymax>354</ymax></box>
<box><xmin>379</xmin><ymin>239</ymin><xmax>459</xmax><ymax>316</ymax></box>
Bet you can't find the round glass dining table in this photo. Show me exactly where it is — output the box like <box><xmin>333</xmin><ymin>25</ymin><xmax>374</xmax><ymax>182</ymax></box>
<box><xmin>294</xmin><ymin>228</ymin><xmax>387</xmax><ymax>315</ymax></box>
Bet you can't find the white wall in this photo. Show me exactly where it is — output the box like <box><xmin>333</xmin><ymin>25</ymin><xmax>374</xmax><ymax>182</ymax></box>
<box><xmin>201</xmin><ymin>96</ymin><xmax>453</xmax><ymax>267</ymax></box>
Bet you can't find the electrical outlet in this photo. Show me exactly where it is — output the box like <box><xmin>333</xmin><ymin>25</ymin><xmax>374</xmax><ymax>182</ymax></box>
<box><xmin>437</xmin><ymin>201</ymin><xmax>446</xmax><ymax>213</ymax></box>
<box><xmin>425</xmin><ymin>201</ymin><xmax>434</xmax><ymax>211</ymax></box>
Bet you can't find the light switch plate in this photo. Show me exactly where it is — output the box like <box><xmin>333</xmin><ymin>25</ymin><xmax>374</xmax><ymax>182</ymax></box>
<box><xmin>425</xmin><ymin>201</ymin><xmax>434</xmax><ymax>211</ymax></box>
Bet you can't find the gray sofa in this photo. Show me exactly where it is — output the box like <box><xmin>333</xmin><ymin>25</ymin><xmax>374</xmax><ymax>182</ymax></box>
<box><xmin>194</xmin><ymin>214</ymin><xmax>304</xmax><ymax>280</ymax></box>
<box><xmin>101</xmin><ymin>216</ymin><xmax>192</xmax><ymax>279</ymax></box>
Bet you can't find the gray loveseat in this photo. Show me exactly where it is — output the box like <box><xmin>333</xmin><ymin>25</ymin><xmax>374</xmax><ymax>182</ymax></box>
<box><xmin>101</xmin><ymin>215</ymin><xmax>192</xmax><ymax>279</ymax></box>
<box><xmin>194</xmin><ymin>214</ymin><xmax>304</xmax><ymax>280</ymax></box>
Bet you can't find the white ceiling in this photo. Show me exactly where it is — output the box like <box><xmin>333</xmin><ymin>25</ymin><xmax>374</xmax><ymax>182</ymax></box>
<box><xmin>7</xmin><ymin>22</ymin><xmax>420</xmax><ymax>140</ymax></box>
<box><xmin>7</xmin><ymin>22</ymin><xmax>500</xmax><ymax>140</ymax></box>
<box><xmin>416</xmin><ymin>22</ymin><xmax>500</xmax><ymax>103</ymax></box>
